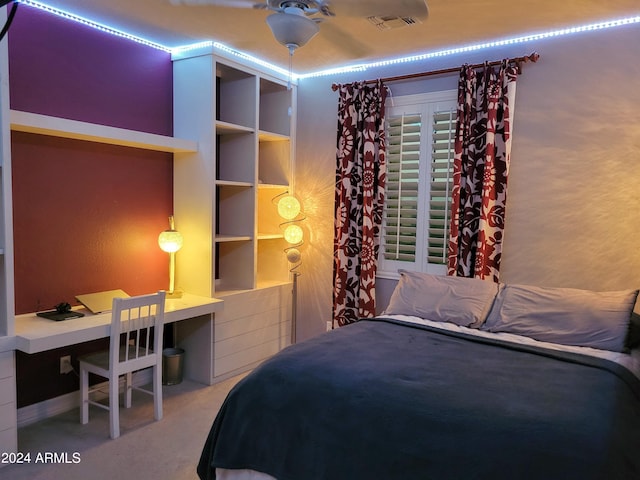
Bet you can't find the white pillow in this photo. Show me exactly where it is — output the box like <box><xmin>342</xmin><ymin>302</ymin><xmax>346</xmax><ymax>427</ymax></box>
<box><xmin>481</xmin><ymin>283</ymin><xmax>639</xmax><ymax>352</ymax></box>
<box><xmin>384</xmin><ymin>270</ymin><xmax>499</xmax><ymax>328</ymax></box>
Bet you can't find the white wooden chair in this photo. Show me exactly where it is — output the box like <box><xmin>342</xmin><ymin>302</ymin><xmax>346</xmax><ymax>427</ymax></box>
<box><xmin>79</xmin><ymin>291</ymin><xmax>166</xmax><ymax>439</ymax></box>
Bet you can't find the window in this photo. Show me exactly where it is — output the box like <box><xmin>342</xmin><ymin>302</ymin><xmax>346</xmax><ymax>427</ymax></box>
<box><xmin>379</xmin><ymin>91</ymin><xmax>457</xmax><ymax>277</ymax></box>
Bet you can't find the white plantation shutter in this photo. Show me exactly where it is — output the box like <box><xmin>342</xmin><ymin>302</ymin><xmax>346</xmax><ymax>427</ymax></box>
<box><xmin>427</xmin><ymin>110</ymin><xmax>456</xmax><ymax>264</ymax></box>
<box><xmin>379</xmin><ymin>91</ymin><xmax>457</xmax><ymax>276</ymax></box>
<box><xmin>383</xmin><ymin>113</ymin><xmax>421</xmax><ymax>263</ymax></box>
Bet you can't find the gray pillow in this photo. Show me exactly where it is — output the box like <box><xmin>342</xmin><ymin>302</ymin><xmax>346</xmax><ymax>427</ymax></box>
<box><xmin>481</xmin><ymin>283</ymin><xmax>639</xmax><ymax>352</ymax></box>
<box><xmin>384</xmin><ymin>270</ymin><xmax>499</xmax><ymax>328</ymax></box>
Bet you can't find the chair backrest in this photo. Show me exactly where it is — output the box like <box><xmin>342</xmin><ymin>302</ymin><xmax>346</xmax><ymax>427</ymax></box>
<box><xmin>109</xmin><ymin>291</ymin><xmax>166</xmax><ymax>372</ymax></box>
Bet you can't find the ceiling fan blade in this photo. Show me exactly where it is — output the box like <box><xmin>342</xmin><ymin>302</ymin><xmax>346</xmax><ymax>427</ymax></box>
<box><xmin>331</xmin><ymin>0</ymin><xmax>429</xmax><ymax>20</ymax></box>
<box><xmin>169</xmin><ymin>0</ymin><xmax>260</xmax><ymax>7</ymax></box>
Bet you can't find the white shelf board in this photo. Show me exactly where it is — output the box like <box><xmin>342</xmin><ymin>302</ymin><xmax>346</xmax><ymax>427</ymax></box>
<box><xmin>257</xmin><ymin>183</ymin><xmax>288</xmax><ymax>190</ymax></box>
<box><xmin>258</xmin><ymin>130</ymin><xmax>289</xmax><ymax>142</ymax></box>
<box><xmin>216</xmin><ymin>180</ymin><xmax>254</xmax><ymax>188</ymax></box>
<box><xmin>257</xmin><ymin>233</ymin><xmax>284</xmax><ymax>240</ymax></box>
<box><xmin>215</xmin><ymin>234</ymin><xmax>252</xmax><ymax>243</ymax></box>
<box><xmin>216</xmin><ymin>120</ymin><xmax>254</xmax><ymax>135</ymax></box>
<box><xmin>10</xmin><ymin>110</ymin><xmax>198</xmax><ymax>153</ymax></box>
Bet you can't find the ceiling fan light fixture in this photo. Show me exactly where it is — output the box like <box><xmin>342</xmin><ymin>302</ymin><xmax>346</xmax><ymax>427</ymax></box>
<box><xmin>266</xmin><ymin>11</ymin><xmax>319</xmax><ymax>51</ymax></box>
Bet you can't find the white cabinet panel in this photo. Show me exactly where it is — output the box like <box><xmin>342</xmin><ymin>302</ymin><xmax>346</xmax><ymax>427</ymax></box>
<box><xmin>0</xmin><ymin>350</ymin><xmax>13</xmax><ymax>379</ymax></box>
<box><xmin>215</xmin><ymin>317</ymin><xmax>290</xmax><ymax>360</ymax></box>
<box><xmin>215</xmin><ymin>337</ymin><xmax>289</xmax><ymax>378</ymax></box>
<box><xmin>0</xmin><ymin>426</ymin><xmax>16</xmax><ymax>455</ymax></box>
<box><xmin>213</xmin><ymin>283</ymin><xmax>291</xmax><ymax>380</ymax></box>
<box><xmin>0</xmin><ymin>351</ymin><xmax>16</xmax><ymax>458</ymax></box>
<box><xmin>0</xmin><ymin>375</ymin><xmax>14</xmax><ymax>407</ymax></box>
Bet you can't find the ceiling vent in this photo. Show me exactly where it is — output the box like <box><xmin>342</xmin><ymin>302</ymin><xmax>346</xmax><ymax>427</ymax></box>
<box><xmin>367</xmin><ymin>15</ymin><xmax>421</xmax><ymax>31</ymax></box>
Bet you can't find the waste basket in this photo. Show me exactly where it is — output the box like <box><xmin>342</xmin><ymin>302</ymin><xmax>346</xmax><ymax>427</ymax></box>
<box><xmin>162</xmin><ymin>347</ymin><xmax>185</xmax><ymax>385</ymax></box>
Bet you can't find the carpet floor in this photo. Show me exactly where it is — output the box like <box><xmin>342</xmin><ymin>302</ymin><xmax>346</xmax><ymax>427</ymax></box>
<box><xmin>2</xmin><ymin>373</ymin><xmax>246</xmax><ymax>480</ymax></box>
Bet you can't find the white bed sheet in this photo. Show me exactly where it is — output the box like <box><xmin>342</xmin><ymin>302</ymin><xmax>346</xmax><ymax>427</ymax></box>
<box><xmin>213</xmin><ymin>315</ymin><xmax>640</xmax><ymax>480</ymax></box>
<box><xmin>216</xmin><ymin>468</ymin><xmax>276</xmax><ymax>480</ymax></box>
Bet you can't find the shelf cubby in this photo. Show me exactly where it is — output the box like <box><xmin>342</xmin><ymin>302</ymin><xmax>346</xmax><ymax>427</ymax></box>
<box><xmin>216</xmin><ymin>184</ymin><xmax>255</xmax><ymax>238</ymax></box>
<box><xmin>217</xmin><ymin>64</ymin><xmax>257</xmax><ymax>129</ymax></box>
<box><xmin>258</xmin><ymin>136</ymin><xmax>290</xmax><ymax>186</ymax></box>
<box><xmin>257</xmin><ymin>184</ymin><xmax>287</xmax><ymax>239</ymax></box>
<box><xmin>217</xmin><ymin>131</ymin><xmax>256</xmax><ymax>184</ymax></box>
<box><xmin>257</xmin><ymin>238</ymin><xmax>290</xmax><ymax>287</ymax></box>
<box><xmin>259</xmin><ymin>78</ymin><xmax>291</xmax><ymax>137</ymax></box>
<box><xmin>216</xmin><ymin>240</ymin><xmax>255</xmax><ymax>292</ymax></box>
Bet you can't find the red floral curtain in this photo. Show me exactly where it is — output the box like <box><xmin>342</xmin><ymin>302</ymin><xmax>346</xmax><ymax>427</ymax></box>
<box><xmin>332</xmin><ymin>80</ymin><xmax>387</xmax><ymax>327</ymax></box>
<box><xmin>447</xmin><ymin>61</ymin><xmax>519</xmax><ymax>281</ymax></box>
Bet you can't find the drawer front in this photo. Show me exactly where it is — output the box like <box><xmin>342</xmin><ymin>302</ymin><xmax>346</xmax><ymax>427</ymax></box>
<box><xmin>215</xmin><ymin>307</ymin><xmax>285</xmax><ymax>342</ymax></box>
<box><xmin>215</xmin><ymin>312</ymin><xmax>289</xmax><ymax>359</ymax></box>
<box><xmin>214</xmin><ymin>337</ymin><xmax>286</xmax><ymax>377</ymax></box>
<box><xmin>218</xmin><ymin>284</ymin><xmax>290</xmax><ymax>318</ymax></box>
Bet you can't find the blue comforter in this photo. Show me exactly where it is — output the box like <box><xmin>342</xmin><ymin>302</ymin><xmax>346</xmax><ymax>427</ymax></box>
<box><xmin>197</xmin><ymin>318</ymin><xmax>640</xmax><ymax>480</ymax></box>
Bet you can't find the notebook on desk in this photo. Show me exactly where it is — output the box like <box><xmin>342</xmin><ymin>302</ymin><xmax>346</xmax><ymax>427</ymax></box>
<box><xmin>75</xmin><ymin>289</ymin><xmax>130</xmax><ymax>314</ymax></box>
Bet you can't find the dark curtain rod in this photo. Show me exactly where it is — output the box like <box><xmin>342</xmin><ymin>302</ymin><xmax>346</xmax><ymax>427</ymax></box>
<box><xmin>331</xmin><ymin>52</ymin><xmax>540</xmax><ymax>91</ymax></box>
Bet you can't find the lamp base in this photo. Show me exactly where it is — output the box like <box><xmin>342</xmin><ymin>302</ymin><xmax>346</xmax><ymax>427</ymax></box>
<box><xmin>166</xmin><ymin>289</ymin><xmax>184</xmax><ymax>299</ymax></box>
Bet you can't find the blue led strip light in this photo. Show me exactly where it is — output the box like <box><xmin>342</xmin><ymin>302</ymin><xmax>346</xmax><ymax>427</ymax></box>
<box><xmin>298</xmin><ymin>15</ymin><xmax>640</xmax><ymax>79</ymax></box>
<box><xmin>172</xmin><ymin>41</ymin><xmax>292</xmax><ymax>78</ymax></box>
<box><xmin>17</xmin><ymin>0</ymin><xmax>171</xmax><ymax>51</ymax></box>
<box><xmin>16</xmin><ymin>2</ymin><xmax>640</xmax><ymax>80</ymax></box>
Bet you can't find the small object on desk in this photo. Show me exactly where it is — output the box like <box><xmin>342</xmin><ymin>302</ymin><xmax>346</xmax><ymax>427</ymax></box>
<box><xmin>37</xmin><ymin>302</ymin><xmax>85</xmax><ymax>321</ymax></box>
<box><xmin>56</xmin><ymin>302</ymin><xmax>72</xmax><ymax>313</ymax></box>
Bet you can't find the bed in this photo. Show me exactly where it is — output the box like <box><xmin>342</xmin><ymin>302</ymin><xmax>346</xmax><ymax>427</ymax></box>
<box><xmin>197</xmin><ymin>271</ymin><xmax>640</xmax><ymax>480</ymax></box>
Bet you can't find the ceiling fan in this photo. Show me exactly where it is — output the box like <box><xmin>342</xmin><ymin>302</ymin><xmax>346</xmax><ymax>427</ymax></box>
<box><xmin>169</xmin><ymin>0</ymin><xmax>429</xmax><ymax>56</ymax></box>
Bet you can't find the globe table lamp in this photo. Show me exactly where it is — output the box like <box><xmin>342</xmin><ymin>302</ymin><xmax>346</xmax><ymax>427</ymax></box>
<box><xmin>158</xmin><ymin>216</ymin><xmax>184</xmax><ymax>298</ymax></box>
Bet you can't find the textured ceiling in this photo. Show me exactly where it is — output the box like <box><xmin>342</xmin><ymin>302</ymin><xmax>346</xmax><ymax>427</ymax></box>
<box><xmin>28</xmin><ymin>0</ymin><xmax>640</xmax><ymax>74</ymax></box>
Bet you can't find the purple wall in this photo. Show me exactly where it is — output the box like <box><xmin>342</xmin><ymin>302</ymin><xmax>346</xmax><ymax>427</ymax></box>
<box><xmin>8</xmin><ymin>5</ymin><xmax>173</xmax><ymax>135</ymax></box>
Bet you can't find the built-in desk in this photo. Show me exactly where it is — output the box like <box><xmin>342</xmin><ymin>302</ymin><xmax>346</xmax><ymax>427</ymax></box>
<box><xmin>14</xmin><ymin>293</ymin><xmax>224</xmax><ymax>384</ymax></box>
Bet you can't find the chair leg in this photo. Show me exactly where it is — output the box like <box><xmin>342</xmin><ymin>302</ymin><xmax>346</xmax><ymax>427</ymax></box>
<box><xmin>124</xmin><ymin>372</ymin><xmax>132</xmax><ymax>409</ymax></box>
<box><xmin>153</xmin><ymin>365</ymin><xmax>163</xmax><ymax>421</ymax></box>
<box><xmin>80</xmin><ymin>364</ymin><xmax>89</xmax><ymax>425</ymax></box>
<box><xmin>109</xmin><ymin>375</ymin><xmax>120</xmax><ymax>439</ymax></box>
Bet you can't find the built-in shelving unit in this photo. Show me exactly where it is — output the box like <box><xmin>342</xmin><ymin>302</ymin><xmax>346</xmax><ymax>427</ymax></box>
<box><xmin>173</xmin><ymin>47</ymin><xmax>295</xmax><ymax>384</ymax></box>
<box><xmin>173</xmin><ymin>48</ymin><xmax>294</xmax><ymax>297</ymax></box>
